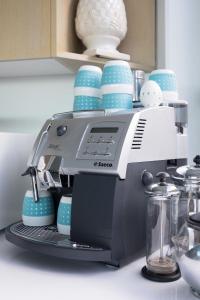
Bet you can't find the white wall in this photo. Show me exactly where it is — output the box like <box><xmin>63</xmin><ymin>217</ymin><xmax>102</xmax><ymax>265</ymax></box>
<box><xmin>0</xmin><ymin>75</ymin><xmax>74</xmax><ymax>133</ymax></box>
<box><xmin>157</xmin><ymin>0</ymin><xmax>200</xmax><ymax>160</ymax></box>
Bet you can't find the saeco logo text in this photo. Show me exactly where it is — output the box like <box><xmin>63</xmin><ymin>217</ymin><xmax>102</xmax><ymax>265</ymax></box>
<box><xmin>94</xmin><ymin>162</ymin><xmax>113</xmax><ymax>168</ymax></box>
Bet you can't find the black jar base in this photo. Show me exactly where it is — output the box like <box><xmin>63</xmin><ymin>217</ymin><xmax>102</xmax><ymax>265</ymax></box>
<box><xmin>141</xmin><ymin>265</ymin><xmax>181</xmax><ymax>282</ymax></box>
<box><xmin>191</xmin><ymin>288</ymin><xmax>200</xmax><ymax>299</ymax></box>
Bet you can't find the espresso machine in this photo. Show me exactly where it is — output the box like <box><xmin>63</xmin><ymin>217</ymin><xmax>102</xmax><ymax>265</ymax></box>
<box><xmin>6</xmin><ymin>106</ymin><xmax>187</xmax><ymax>267</ymax></box>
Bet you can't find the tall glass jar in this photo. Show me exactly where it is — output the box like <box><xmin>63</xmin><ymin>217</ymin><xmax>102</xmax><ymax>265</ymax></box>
<box><xmin>142</xmin><ymin>172</ymin><xmax>181</xmax><ymax>282</ymax></box>
<box><xmin>172</xmin><ymin>155</ymin><xmax>200</xmax><ymax>218</ymax></box>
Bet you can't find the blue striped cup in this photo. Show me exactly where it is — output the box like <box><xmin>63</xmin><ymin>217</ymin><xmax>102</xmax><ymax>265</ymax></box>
<box><xmin>74</xmin><ymin>95</ymin><xmax>100</xmax><ymax>111</ymax></box>
<box><xmin>57</xmin><ymin>196</ymin><xmax>72</xmax><ymax>235</ymax></box>
<box><xmin>22</xmin><ymin>190</ymin><xmax>54</xmax><ymax>226</ymax></box>
<box><xmin>101</xmin><ymin>60</ymin><xmax>133</xmax><ymax>86</ymax></box>
<box><xmin>74</xmin><ymin>65</ymin><xmax>102</xmax><ymax>111</ymax></box>
<box><xmin>149</xmin><ymin>69</ymin><xmax>178</xmax><ymax>102</ymax></box>
<box><xmin>101</xmin><ymin>94</ymin><xmax>133</xmax><ymax>110</ymax></box>
<box><xmin>101</xmin><ymin>60</ymin><xmax>133</xmax><ymax>110</ymax></box>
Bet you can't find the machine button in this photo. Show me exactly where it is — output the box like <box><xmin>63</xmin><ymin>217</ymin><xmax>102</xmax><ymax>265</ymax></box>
<box><xmin>91</xmin><ymin>151</ymin><xmax>98</xmax><ymax>155</ymax></box>
<box><xmin>98</xmin><ymin>137</ymin><xmax>106</xmax><ymax>143</ymax></box>
<box><xmin>57</xmin><ymin>125</ymin><xmax>67</xmax><ymax>136</ymax></box>
<box><xmin>87</xmin><ymin>135</ymin><xmax>98</xmax><ymax>143</ymax></box>
<box><xmin>103</xmin><ymin>153</ymin><xmax>111</xmax><ymax>156</ymax></box>
<box><xmin>107</xmin><ymin>139</ymin><xmax>115</xmax><ymax>144</ymax></box>
<box><xmin>97</xmin><ymin>137</ymin><xmax>115</xmax><ymax>144</ymax></box>
<box><xmin>92</xmin><ymin>139</ymin><xmax>98</xmax><ymax>143</ymax></box>
<box><xmin>97</xmin><ymin>151</ymin><xmax>111</xmax><ymax>156</ymax></box>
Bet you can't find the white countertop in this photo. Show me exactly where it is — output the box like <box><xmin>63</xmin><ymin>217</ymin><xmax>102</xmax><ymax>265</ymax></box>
<box><xmin>0</xmin><ymin>231</ymin><xmax>196</xmax><ymax>300</ymax></box>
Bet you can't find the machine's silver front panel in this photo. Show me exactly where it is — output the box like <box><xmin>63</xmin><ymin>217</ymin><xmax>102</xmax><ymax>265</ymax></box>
<box><xmin>76</xmin><ymin>121</ymin><xmax>126</xmax><ymax>161</ymax></box>
<box><xmin>42</xmin><ymin>113</ymin><xmax>134</xmax><ymax>176</ymax></box>
<box><xmin>28</xmin><ymin>107</ymin><xmax>184</xmax><ymax>180</ymax></box>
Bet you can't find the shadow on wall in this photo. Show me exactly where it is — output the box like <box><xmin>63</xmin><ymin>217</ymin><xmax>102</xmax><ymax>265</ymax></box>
<box><xmin>0</xmin><ymin>117</ymin><xmax>45</xmax><ymax>133</ymax></box>
<box><xmin>0</xmin><ymin>75</ymin><xmax>75</xmax><ymax>133</ymax></box>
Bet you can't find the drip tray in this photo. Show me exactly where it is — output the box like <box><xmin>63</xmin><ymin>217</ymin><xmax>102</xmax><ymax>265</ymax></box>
<box><xmin>9</xmin><ymin>222</ymin><xmax>97</xmax><ymax>249</ymax></box>
<box><xmin>6</xmin><ymin>222</ymin><xmax>111</xmax><ymax>263</ymax></box>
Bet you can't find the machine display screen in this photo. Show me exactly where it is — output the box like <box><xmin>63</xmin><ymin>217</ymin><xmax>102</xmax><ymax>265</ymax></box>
<box><xmin>90</xmin><ymin>127</ymin><xmax>119</xmax><ymax>133</ymax></box>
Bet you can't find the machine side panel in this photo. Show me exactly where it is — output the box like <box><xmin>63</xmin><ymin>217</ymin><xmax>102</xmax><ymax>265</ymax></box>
<box><xmin>128</xmin><ymin>107</ymin><xmax>178</xmax><ymax>163</ymax></box>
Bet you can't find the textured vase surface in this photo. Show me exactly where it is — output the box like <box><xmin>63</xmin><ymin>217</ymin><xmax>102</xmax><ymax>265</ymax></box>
<box><xmin>75</xmin><ymin>0</ymin><xmax>127</xmax><ymax>52</ymax></box>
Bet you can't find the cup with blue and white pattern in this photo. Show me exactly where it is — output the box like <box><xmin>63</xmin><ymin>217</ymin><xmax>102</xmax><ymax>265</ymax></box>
<box><xmin>101</xmin><ymin>60</ymin><xmax>134</xmax><ymax>111</ymax></box>
<box><xmin>22</xmin><ymin>190</ymin><xmax>55</xmax><ymax>226</ymax></box>
<box><xmin>73</xmin><ymin>65</ymin><xmax>102</xmax><ymax>111</ymax></box>
<box><xmin>149</xmin><ymin>69</ymin><xmax>178</xmax><ymax>102</ymax></box>
<box><xmin>57</xmin><ymin>196</ymin><xmax>72</xmax><ymax>235</ymax></box>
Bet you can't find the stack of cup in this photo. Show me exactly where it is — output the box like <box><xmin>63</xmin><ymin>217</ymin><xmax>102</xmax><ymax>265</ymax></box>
<box><xmin>57</xmin><ymin>195</ymin><xmax>72</xmax><ymax>235</ymax></box>
<box><xmin>149</xmin><ymin>69</ymin><xmax>178</xmax><ymax>103</ymax></box>
<box><xmin>73</xmin><ymin>65</ymin><xmax>102</xmax><ymax>111</ymax></box>
<box><xmin>22</xmin><ymin>190</ymin><xmax>55</xmax><ymax>226</ymax></box>
<box><xmin>101</xmin><ymin>60</ymin><xmax>134</xmax><ymax>110</ymax></box>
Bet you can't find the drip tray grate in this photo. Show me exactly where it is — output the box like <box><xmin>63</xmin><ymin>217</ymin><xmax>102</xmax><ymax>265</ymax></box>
<box><xmin>9</xmin><ymin>222</ymin><xmax>103</xmax><ymax>251</ymax></box>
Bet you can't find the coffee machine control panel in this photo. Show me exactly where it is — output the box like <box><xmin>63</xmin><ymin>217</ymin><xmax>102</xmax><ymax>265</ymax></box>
<box><xmin>76</xmin><ymin>122</ymin><xmax>125</xmax><ymax>161</ymax></box>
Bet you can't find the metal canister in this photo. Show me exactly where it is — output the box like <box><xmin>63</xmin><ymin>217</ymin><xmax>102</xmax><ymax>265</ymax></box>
<box><xmin>133</xmin><ymin>70</ymin><xmax>145</xmax><ymax>103</ymax></box>
<box><xmin>172</xmin><ymin>155</ymin><xmax>200</xmax><ymax>216</ymax></box>
<box><xmin>168</xmin><ymin>100</ymin><xmax>188</xmax><ymax>133</ymax></box>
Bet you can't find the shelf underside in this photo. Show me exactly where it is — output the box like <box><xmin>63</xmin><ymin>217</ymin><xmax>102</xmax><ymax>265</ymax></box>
<box><xmin>0</xmin><ymin>53</ymin><xmax>155</xmax><ymax>78</ymax></box>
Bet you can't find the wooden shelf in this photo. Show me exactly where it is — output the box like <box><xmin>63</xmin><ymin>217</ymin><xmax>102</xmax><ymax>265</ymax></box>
<box><xmin>0</xmin><ymin>0</ymin><xmax>156</xmax><ymax>76</ymax></box>
<box><xmin>56</xmin><ymin>52</ymin><xmax>155</xmax><ymax>73</ymax></box>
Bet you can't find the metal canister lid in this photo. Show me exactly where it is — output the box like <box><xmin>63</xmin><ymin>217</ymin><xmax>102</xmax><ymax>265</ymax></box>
<box><xmin>188</xmin><ymin>213</ymin><xmax>200</xmax><ymax>231</ymax></box>
<box><xmin>135</xmin><ymin>70</ymin><xmax>145</xmax><ymax>79</ymax></box>
<box><xmin>146</xmin><ymin>172</ymin><xmax>180</xmax><ymax>197</ymax></box>
<box><xmin>176</xmin><ymin>155</ymin><xmax>200</xmax><ymax>180</ymax></box>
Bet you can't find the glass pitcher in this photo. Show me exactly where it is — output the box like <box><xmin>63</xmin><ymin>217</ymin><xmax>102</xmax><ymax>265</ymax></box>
<box><xmin>142</xmin><ymin>172</ymin><xmax>181</xmax><ymax>282</ymax></box>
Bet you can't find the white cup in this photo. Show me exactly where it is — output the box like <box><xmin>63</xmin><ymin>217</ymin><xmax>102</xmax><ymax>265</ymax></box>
<box><xmin>57</xmin><ymin>196</ymin><xmax>72</xmax><ymax>235</ymax></box>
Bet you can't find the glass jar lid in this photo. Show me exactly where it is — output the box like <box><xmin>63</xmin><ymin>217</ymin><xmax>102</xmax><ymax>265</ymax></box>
<box><xmin>176</xmin><ymin>155</ymin><xmax>200</xmax><ymax>180</ymax></box>
<box><xmin>187</xmin><ymin>213</ymin><xmax>200</xmax><ymax>231</ymax></box>
<box><xmin>146</xmin><ymin>172</ymin><xmax>180</xmax><ymax>197</ymax></box>
<box><xmin>185</xmin><ymin>245</ymin><xmax>200</xmax><ymax>261</ymax></box>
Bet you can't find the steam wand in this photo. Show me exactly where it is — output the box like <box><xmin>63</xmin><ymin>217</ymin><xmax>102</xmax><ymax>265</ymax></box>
<box><xmin>21</xmin><ymin>119</ymin><xmax>53</xmax><ymax>202</ymax></box>
<box><xmin>22</xmin><ymin>167</ymin><xmax>39</xmax><ymax>202</ymax></box>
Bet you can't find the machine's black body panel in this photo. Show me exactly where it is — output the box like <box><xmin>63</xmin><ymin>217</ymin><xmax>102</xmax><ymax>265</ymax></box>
<box><xmin>71</xmin><ymin>159</ymin><xmax>187</xmax><ymax>265</ymax></box>
<box><xmin>71</xmin><ymin>174</ymin><xmax>117</xmax><ymax>248</ymax></box>
<box><xmin>5</xmin><ymin>159</ymin><xmax>187</xmax><ymax>267</ymax></box>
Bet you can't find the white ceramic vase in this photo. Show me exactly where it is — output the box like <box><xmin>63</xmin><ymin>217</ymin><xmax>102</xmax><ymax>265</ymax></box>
<box><xmin>75</xmin><ymin>0</ymin><xmax>128</xmax><ymax>59</ymax></box>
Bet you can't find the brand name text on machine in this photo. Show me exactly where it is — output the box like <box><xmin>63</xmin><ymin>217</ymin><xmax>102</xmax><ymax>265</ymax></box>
<box><xmin>93</xmin><ymin>162</ymin><xmax>113</xmax><ymax>168</ymax></box>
